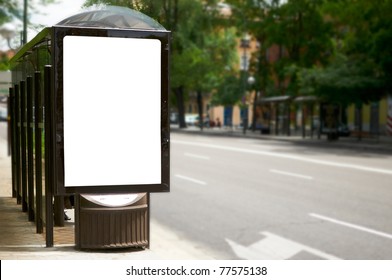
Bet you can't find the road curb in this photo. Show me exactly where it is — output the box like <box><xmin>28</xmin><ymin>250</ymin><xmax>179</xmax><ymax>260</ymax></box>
<box><xmin>170</xmin><ymin>127</ymin><xmax>392</xmax><ymax>154</ymax></box>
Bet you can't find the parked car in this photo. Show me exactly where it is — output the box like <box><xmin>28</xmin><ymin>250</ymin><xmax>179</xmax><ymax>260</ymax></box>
<box><xmin>185</xmin><ymin>114</ymin><xmax>199</xmax><ymax>126</ymax></box>
<box><xmin>320</xmin><ymin>122</ymin><xmax>351</xmax><ymax>137</ymax></box>
<box><xmin>0</xmin><ymin>96</ymin><xmax>8</xmax><ymax>103</ymax></box>
<box><xmin>185</xmin><ymin>114</ymin><xmax>211</xmax><ymax>127</ymax></box>
<box><xmin>196</xmin><ymin>116</ymin><xmax>210</xmax><ymax>127</ymax></box>
<box><xmin>337</xmin><ymin>123</ymin><xmax>350</xmax><ymax>137</ymax></box>
<box><xmin>0</xmin><ymin>107</ymin><xmax>7</xmax><ymax>121</ymax></box>
<box><xmin>169</xmin><ymin>112</ymin><xmax>178</xmax><ymax>124</ymax></box>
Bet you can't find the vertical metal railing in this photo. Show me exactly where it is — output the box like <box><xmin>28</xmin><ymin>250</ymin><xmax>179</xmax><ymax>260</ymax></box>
<box><xmin>9</xmin><ymin>88</ymin><xmax>17</xmax><ymax>198</ymax></box>
<box><xmin>7</xmin><ymin>90</ymin><xmax>11</xmax><ymax>157</ymax></box>
<box><xmin>10</xmin><ymin>70</ymin><xmax>51</xmax><ymax>241</ymax></box>
<box><xmin>20</xmin><ymin>80</ymin><xmax>28</xmax><ymax>212</ymax></box>
<box><xmin>34</xmin><ymin>71</ymin><xmax>43</xmax><ymax>234</ymax></box>
<box><xmin>14</xmin><ymin>83</ymin><xmax>22</xmax><ymax>205</ymax></box>
<box><xmin>44</xmin><ymin>65</ymin><xmax>54</xmax><ymax>247</ymax></box>
<box><xmin>10</xmin><ymin>67</ymin><xmax>54</xmax><ymax>246</ymax></box>
<box><xmin>27</xmin><ymin>76</ymin><xmax>35</xmax><ymax>221</ymax></box>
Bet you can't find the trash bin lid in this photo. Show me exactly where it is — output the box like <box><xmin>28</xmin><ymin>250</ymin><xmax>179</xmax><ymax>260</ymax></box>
<box><xmin>56</xmin><ymin>5</ymin><xmax>165</xmax><ymax>30</ymax></box>
<box><xmin>82</xmin><ymin>193</ymin><xmax>144</xmax><ymax>207</ymax></box>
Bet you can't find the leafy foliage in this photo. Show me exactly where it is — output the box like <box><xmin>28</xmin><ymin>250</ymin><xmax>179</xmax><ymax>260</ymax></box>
<box><xmin>297</xmin><ymin>53</ymin><xmax>385</xmax><ymax>105</ymax></box>
<box><xmin>0</xmin><ymin>0</ymin><xmax>21</xmax><ymax>25</ymax></box>
<box><xmin>211</xmin><ymin>72</ymin><xmax>243</xmax><ymax>106</ymax></box>
<box><xmin>226</xmin><ymin>0</ymin><xmax>333</xmax><ymax>100</ymax></box>
<box><xmin>297</xmin><ymin>0</ymin><xmax>392</xmax><ymax>104</ymax></box>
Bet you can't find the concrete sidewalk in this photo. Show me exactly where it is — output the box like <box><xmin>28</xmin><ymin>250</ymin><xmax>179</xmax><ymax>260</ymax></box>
<box><xmin>0</xmin><ymin>133</ymin><xmax>216</xmax><ymax>260</ymax></box>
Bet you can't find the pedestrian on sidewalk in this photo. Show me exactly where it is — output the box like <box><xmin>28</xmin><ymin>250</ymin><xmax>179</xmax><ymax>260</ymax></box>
<box><xmin>216</xmin><ymin>117</ymin><xmax>221</xmax><ymax>128</ymax></box>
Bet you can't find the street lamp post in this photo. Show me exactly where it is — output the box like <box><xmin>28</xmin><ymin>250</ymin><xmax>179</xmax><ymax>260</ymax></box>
<box><xmin>23</xmin><ymin>0</ymin><xmax>28</xmax><ymax>45</ymax></box>
<box><xmin>247</xmin><ymin>75</ymin><xmax>256</xmax><ymax>129</ymax></box>
<box><xmin>240</xmin><ymin>33</ymin><xmax>251</xmax><ymax>134</ymax></box>
<box><xmin>240</xmin><ymin>33</ymin><xmax>250</xmax><ymax>71</ymax></box>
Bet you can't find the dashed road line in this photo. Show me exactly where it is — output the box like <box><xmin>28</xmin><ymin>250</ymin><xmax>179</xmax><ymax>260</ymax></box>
<box><xmin>175</xmin><ymin>174</ymin><xmax>207</xmax><ymax>185</ymax></box>
<box><xmin>270</xmin><ymin>169</ymin><xmax>313</xmax><ymax>180</ymax></box>
<box><xmin>310</xmin><ymin>213</ymin><xmax>392</xmax><ymax>240</ymax></box>
<box><xmin>184</xmin><ymin>153</ymin><xmax>210</xmax><ymax>160</ymax></box>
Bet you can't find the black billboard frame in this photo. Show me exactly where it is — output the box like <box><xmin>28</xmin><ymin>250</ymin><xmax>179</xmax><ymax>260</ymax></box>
<box><xmin>52</xmin><ymin>26</ymin><xmax>170</xmax><ymax>195</ymax></box>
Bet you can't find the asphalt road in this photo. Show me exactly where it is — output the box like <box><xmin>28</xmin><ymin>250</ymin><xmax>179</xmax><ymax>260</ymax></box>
<box><xmin>151</xmin><ymin>132</ymin><xmax>392</xmax><ymax>260</ymax></box>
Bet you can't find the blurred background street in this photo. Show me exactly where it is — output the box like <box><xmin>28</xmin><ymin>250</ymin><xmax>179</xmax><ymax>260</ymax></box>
<box><xmin>1</xmin><ymin>0</ymin><xmax>392</xmax><ymax>260</ymax></box>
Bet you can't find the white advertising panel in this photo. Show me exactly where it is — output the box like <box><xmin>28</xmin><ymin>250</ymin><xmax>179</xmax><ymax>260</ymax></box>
<box><xmin>63</xmin><ymin>36</ymin><xmax>162</xmax><ymax>187</ymax></box>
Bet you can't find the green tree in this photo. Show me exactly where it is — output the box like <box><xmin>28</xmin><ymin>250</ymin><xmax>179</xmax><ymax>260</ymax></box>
<box><xmin>267</xmin><ymin>0</ymin><xmax>332</xmax><ymax>96</ymax></box>
<box><xmin>227</xmin><ymin>0</ymin><xmax>332</xmax><ymax>95</ymax></box>
<box><xmin>0</xmin><ymin>0</ymin><xmax>22</xmax><ymax>25</ymax></box>
<box><xmin>211</xmin><ymin>71</ymin><xmax>242</xmax><ymax>106</ymax></box>
<box><xmin>297</xmin><ymin>0</ymin><xmax>391</xmax><ymax>105</ymax></box>
<box><xmin>183</xmin><ymin>5</ymin><xmax>238</xmax><ymax>130</ymax></box>
<box><xmin>83</xmin><ymin>0</ymin><xmax>186</xmax><ymax>125</ymax></box>
<box><xmin>297</xmin><ymin>53</ymin><xmax>385</xmax><ymax>105</ymax></box>
<box><xmin>224</xmin><ymin>0</ymin><xmax>332</xmax><ymax>131</ymax></box>
<box><xmin>335</xmin><ymin>0</ymin><xmax>391</xmax><ymax>94</ymax></box>
<box><xmin>1</xmin><ymin>0</ymin><xmax>57</xmax><ymax>69</ymax></box>
<box><xmin>84</xmin><ymin>0</ymin><xmax>238</xmax><ymax>129</ymax></box>
<box><xmin>169</xmin><ymin>0</ymin><xmax>238</xmax><ymax>129</ymax></box>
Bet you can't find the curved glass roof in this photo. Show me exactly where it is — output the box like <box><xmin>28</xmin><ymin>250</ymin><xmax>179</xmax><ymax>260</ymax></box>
<box><xmin>56</xmin><ymin>5</ymin><xmax>165</xmax><ymax>30</ymax></box>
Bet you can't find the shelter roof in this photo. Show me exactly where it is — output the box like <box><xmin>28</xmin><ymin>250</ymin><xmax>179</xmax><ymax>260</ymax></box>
<box><xmin>56</xmin><ymin>6</ymin><xmax>165</xmax><ymax>30</ymax></box>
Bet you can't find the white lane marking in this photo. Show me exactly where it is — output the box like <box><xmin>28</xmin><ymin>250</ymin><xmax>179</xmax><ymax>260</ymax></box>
<box><xmin>172</xmin><ymin>140</ymin><xmax>392</xmax><ymax>175</ymax></box>
<box><xmin>310</xmin><ymin>213</ymin><xmax>392</xmax><ymax>240</ymax></box>
<box><xmin>184</xmin><ymin>153</ymin><xmax>210</xmax><ymax>160</ymax></box>
<box><xmin>226</xmin><ymin>231</ymin><xmax>340</xmax><ymax>260</ymax></box>
<box><xmin>236</xmin><ymin>139</ymin><xmax>253</xmax><ymax>144</ymax></box>
<box><xmin>175</xmin><ymin>174</ymin><xmax>207</xmax><ymax>185</ymax></box>
<box><xmin>251</xmin><ymin>144</ymin><xmax>276</xmax><ymax>149</ymax></box>
<box><xmin>270</xmin><ymin>169</ymin><xmax>313</xmax><ymax>180</ymax></box>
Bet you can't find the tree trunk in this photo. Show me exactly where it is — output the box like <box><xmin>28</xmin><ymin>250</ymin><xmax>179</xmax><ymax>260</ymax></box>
<box><xmin>175</xmin><ymin>86</ymin><xmax>186</xmax><ymax>128</ymax></box>
<box><xmin>197</xmin><ymin>90</ymin><xmax>203</xmax><ymax>130</ymax></box>
<box><xmin>251</xmin><ymin>91</ymin><xmax>258</xmax><ymax>132</ymax></box>
<box><xmin>356</xmin><ymin>103</ymin><xmax>363</xmax><ymax>141</ymax></box>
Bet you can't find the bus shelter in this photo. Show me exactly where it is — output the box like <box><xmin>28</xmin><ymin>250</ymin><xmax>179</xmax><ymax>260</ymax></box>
<box><xmin>8</xmin><ymin>6</ymin><xmax>170</xmax><ymax>249</ymax></box>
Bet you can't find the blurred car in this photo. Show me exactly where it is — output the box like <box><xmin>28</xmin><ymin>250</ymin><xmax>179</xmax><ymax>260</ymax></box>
<box><xmin>0</xmin><ymin>96</ymin><xmax>8</xmax><ymax>103</ymax></box>
<box><xmin>337</xmin><ymin>123</ymin><xmax>350</xmax><ymax>137</ymax></box>
<box><xmin>185</xmin><ymin>114</ymin><xmax>199</xmax><ymax>126</ymax></box>
<box><xmin>196</xmin><ymin>116</ymin><xmax>210</xmax><ymax>127</ymax></box>
<box><xmin>320</xmin><ymin>121</ymin><xmax>351</xmax><ymax>137</ymax></box>
<box><xmin>0</xmin><ymin>107</ymin><xmax>7</xmax><ymax>121</ymax></box>
<box><xmin>186</xmin><ymin>114</ymin><xmax>210</xmax><ymax>127</ymax></box>
<box><xmin>248</xmin><ymin>123</ymin><xmax>270</xmax><ymax>134</ymax></box>
<box><xmin>169</xmin><ymin>112</ymin><xmax>178</xmax><ymax>124</ymax></box>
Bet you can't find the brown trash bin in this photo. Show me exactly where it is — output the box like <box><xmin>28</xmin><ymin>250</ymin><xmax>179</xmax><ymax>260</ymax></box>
<box><xmin>75</xmin><ymin>193</ymin><xmax>149</xmax><ymax>250</ymax></box>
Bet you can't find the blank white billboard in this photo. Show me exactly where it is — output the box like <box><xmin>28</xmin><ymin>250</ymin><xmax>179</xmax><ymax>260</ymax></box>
<box><xmin>63</xmin><ymin>35</ymin><xmax>162</xmax><ymax>187</ymax></box>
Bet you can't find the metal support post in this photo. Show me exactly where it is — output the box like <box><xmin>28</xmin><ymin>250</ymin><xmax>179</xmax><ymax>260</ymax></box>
<box><xmin>27</xmin><ymin>76</ymin><xmax>35</xmax><ymax>221</ymax></box>
<box><xmin>44</xmin><ymin>66</ymin><xmax>54</xmax><ymax>247</ymax></box>
<box><xmin>14</xmin><ymin>84</ymin><xmax>22</xmax><ymax>204</ymax></box>
<box><xmin>34</xmin><ymin>71</ymin><xmax>43</xmax><ymax>233</ymax></box>
<box><xmin>20</xmin><ymin>80</ymin><xmax>28</xmax><ymax>212</ymax></box>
